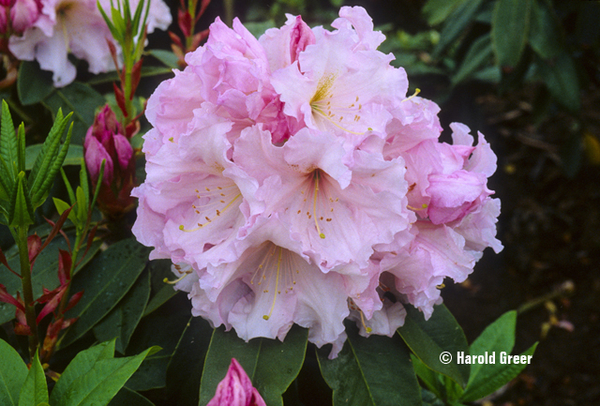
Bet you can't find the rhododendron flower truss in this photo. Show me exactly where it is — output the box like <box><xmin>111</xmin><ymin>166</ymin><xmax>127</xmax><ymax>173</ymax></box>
<box><xmin>132</xmin><ymin>5</ymin><xmax>502</xmax><ymax>358</ymax></box>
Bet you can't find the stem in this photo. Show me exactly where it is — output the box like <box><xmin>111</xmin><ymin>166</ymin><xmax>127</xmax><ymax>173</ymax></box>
<box><xmin>224</xmin><ymin>0</ymin><xmax>233</xmax><ymax>26</ymax></box>
<box><xmin>17</xmin><ymin>225</ymin><xmax>39</xmax><ymax>361</ymax></box>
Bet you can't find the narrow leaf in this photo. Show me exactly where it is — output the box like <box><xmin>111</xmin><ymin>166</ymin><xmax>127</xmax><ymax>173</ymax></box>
<box><xmin>452</xmin><ymin>33</ymin><xmax>494</xmax><ymax>85</ymax></box>
<box><xmin>108</xmin><ymin>387</ymin><xmax>155</xmax><ymax>406</ymax></box>
<box><xmin>0</xmin><ymin>338</ymin><xmax>29</xmax><ymax>406</ymax></box>
<box><xmin>9</xmin><ymin>172</ymin><xmax>34</xmax><ymax>227</ymax></box>
<box><xmin>423</xmin><ymin>0</ymin><xmax>468</xmax><ymax>26</ymax></box>
<box><xmin>25</xmin><ymin>145</ymin><xmax>83</xmax><ymax>171</ymax></box>
<box><xmin>491</xmin><ymin>0</ymin><xmax>532</xmax><ymax>69</ymax></box>
<box><xmin>536</xmin><ymin>51</ymin><xmax>581</xmax><ymax>112</ymax></box>
<box><xmin>93</xmin><ymin>270</ymin><xmax>151</xmax><ymax>354</ymax></box>
<box><xmin>467</xmin><ymin>311</ymin><xmax>517</xmax><ymax>387</ymax></box>
<box><xmin>17</xmin><ymin>352</ymin><xmax>48</xmax><ymax>406</ymax></box>
<box><xmin>317</xmin><ymin>324</ymin><xmax>421</xmax><ymax>406</ymax></box>
<box><xmin>432</xmin><ymin>0</ymin><xmax>486</xmax><ymax>58</ymax></box>
<box><xmin>398</xmin><ymin>304</ymin><xmax>470</xmax><ymax>388</ymax></box>
<box><xmin>199</xmin><ymin>325</ymin><xmax>308</xmax><ymax>406</ymax></box>
<box><xmin>460</xmin><ymin>343</ymin><xmax>538</xmax><ymax>402</ymax></box>
<box><xmin>528</xmin><ymin>0</ymin><xmax>562</xmax><ymax>60</ymax></box>
<box><xmin>0</xmin><ymin>100</ymin><xmax>17</xmax><ymax>182</ymax></box>
<box><xmin>59</xmin><ymin>239</ymin><xmax>150</xmax><ymax>348</ymax></box>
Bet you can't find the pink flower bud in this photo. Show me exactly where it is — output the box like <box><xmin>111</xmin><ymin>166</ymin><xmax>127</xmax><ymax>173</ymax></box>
<box><xmin>84</xmin><ymin>105</ymin><xmax>137</xmax><ymax>220</ymax></box>
<box><xmin>9</xmin><ymin>0</ymin><xmax>39</xmax><ymax>34</ymax></box>
<box><xmin>207</xmin><ymin>359</ymin><xmax>266</xmax><ymax>406</ymax></box>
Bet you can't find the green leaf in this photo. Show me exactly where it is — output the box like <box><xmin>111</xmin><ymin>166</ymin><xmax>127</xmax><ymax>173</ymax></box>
<box><xmin>411</xmin><ymin>355</ymin><xmax>444</xmax><ymax>400</ymax></box>
<box><xmin>54</xmin><ymin>345</ymin><xmax>159</xmax><ymax>406</ymax></box>
<box><xmin>199</xmin><ymin>325</ymin><xmax>308</xmax><ymax>406</ymax></box>
<box><xmin>108</xmin><ymin>387</ymin><xmax>155</xmax><ymax>406</ymax></box>
<box><xmin>143</xmin><ymin>259</ymin><xmax>179</xmax><ymax>317</ymax></box>
<box><xmin>165</xmin><ymin>317</ymin><xmax>213</xmax><ymax>406</ymax></box>
<box><xmin>27</xmin><ymin>109</ymin><xmax>72</xmax><ymax>207</ymax></box>
<box><xmin>0</xmin><ymin>339</ymin><xmax>28</xmax><ymax>406</ymax></box>
<box><xmin>528</xmin><ymin>0</ymin><xmax>562</xmax><ymax>60</ymax></box>
<box><xmin>317</xmin><ymin>324</ymin><xmax>421</xmax><ymax>406</ymax></box>
<box><xmin>93</xmin><ymin>270</ymin><xmax>151</xmax><ymax>354</ymax></box>
<box><xmin>0</xmin><ymin>100</ymin><xmax>17</xmax><ymax>184</ymax></box>
<box><xmin>17</xmin><ymin>61</ymin><xmax>55</xmax><ymax>106</ymax></box>
<box><xmin>432</xmin><ymin>0</ymin><xmax>486</xmax><ymax>59</ymax></box>
<box><xmin>17</xmin><ymin>352</ymin><xmax>48</xmax><ymax>406</ymax></box>
<box><xmin>460</xmin><ymin>343</ymin><xmax>537</xmax><ymax>402</ymax></box>
<box><xmin>398</xmin><ymin>304</ymin><xmax>470</xmax><ymax>388</ymax></box>
<box><xmin>50</xmin><ymin>340</ymin><xmax>116</xmax><ymax>405</ymax></box>
<box><xmin>148</xmin><ymin>50</ymin><xmax>180</xmax><ymax>69</ymax></box>
<box><xmin>59</xmin><ymin>239</ymin><xmax>151</xmax><ymax>348</ymax></box>
<box><xmin>42</xmin><ymin>82</ymin><xmax>105</xmax><ymax>145</ymax></box>
<box><xmin>9</xmin><ymin>172</ymin><xmax>34</xmax><ymax>227</ymax></box>
<box><xmin>536</xmin><ymin>51</ymin><xmax>581</xmax><ymax>113</ymax></box>
<box><xmin>25</xmin><ymin>145</ymin><xmax>83</xmax><ymax>171</ymax></box>
<box><xmin>423</xmin><ymin>0</ymin><xmax>468</xmax><ymax>26</ymax></box>
<box><xmin>53</xmin><ymin>197</ymin><xmax>78</xmax><ymax>225</ymax></box>
<box><xmin>491</xmin><ymin>0</ymin><xmax>532</xmax><ymax>69</ymax></box>
<box><xmin>123</xmin><ymin>298</ymin><xmax>191</xmax><ymax>392</ymax></box>
<box><xmin>466</xmin><ymin>311</ymin><xmax>517</xmax><ymax>389</ymax></box>
<box><xmin>452</xmin><ymin>33</ymin><xmax>494</xmax><ymax>85</ymax></box>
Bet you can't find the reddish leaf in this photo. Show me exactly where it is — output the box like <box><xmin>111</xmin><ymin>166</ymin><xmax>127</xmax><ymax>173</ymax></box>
<box><xmin>106</xmin><ymin>38</ymin><xmax>121</xmax><ymax>77</ymax></box>
<box><xmin>130</xmin><ymin>58</ymin><xmax>144</xmax><ymax>100</ymax></box>
<box><xmin>42</xmin><ymin>205</ymin><xmax>73</xmax><ymax>252</ymax></box>
<box><xmin>36</xmin><ymin>286</ymin><xmax>67</xmax><ymax>324</ymax></box>
<box><xmin>0</xmin><ymin>246</ymin><xmax>20</xmax><ymax>277</ymax></box>
<box><xmin>14</xmin><ymin>293</ymin><xmax>31</xmax><ymax>335</ymax></box>
<box><xmin>64</xmin><ymin>290</ymin><xmax>84</xmax><ymax>313</ymax></box>
<box><xmin>169</xmin><ymin>30</ymin><xmax>183</xmax><ymax>49</ymax></box>
<box><xmin>178</xmin><ymin>9</ymin><xmax>192</xmax><ymax>37</ymax></box>
<box><xmin>27</xmin><ymin>234</ymin><xmax>42</xmax><ymax>264</ymax></box>
<box><xmin>113</xmin><ymin>82</ymin><xmax>127</xmax><ymax>118</ymax></box>
<box><xmin>0</xmin><ymin>283</ymin><xmax>24</xmax><ymax>311</ymax></box>
<box><xmin>41</xmin><ymin>318</ymin><xmax>64</xmax><ymax>357</ymax></box>
<box><xmin>61</xmin><ymin>317</ymin><xmax>77</xmax><ymax>329</ymax></box>
<box><xmin>14</xmin><ymin>323</ymin><xmax>31</xmax><ymax>335</ymax></box>
<box><xmin>58</xmin><ymin>249</ymin><xmax>72</xmax><ymax>285</ymax></box>
<box><xmin>198</xmin><ymin>0</ymin><xmax>211</xmax><ymax>19</ymax></box>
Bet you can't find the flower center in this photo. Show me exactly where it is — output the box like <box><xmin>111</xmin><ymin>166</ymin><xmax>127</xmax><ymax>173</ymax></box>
<box><xmin>249</xmin><ymin>243</ymin><xmax>300</xmax><ymax>320</ymax></box>
<box><xmin>309</xmin><ymin>75</ymin><xmax>367</xmax><ymax>135</ymax></box>
<box><xmin>178</xmin><ymin>180</ymin><xmax>241</xmax><ymax>232</ymax></box>
<box><xmin>296</xmin><ymin>170</ymin><xmax>339</xmax><ymax>240</ymax></box>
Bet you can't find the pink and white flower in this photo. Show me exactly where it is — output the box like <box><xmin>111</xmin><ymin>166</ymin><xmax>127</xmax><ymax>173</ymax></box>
<box><xmin>132</xmin><ymin>6</ymin><xmax>502</xmax><ymax>357</ymax></box>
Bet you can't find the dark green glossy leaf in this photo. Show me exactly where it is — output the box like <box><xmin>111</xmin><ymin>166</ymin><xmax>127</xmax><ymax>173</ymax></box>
<box><xmin>17</xmin><ymin>352</ymin><xmax>48</xmax><ymax>406</ymax></box>
<box><xmin>93</xmin><ymin>270</ymin><xmax>151</xmax><ymax>354</ymax></box>
<box><xmin>398</xmin><ymin>304</ymin><xmax>470</xmax><ymax>388</ymax></box>
<box><xmin>491</xmin><ymin>0</ymin><xmax>532</xmax><ymax>68</ymax></box>
<box><xmin>143</xmin><ymin>259</ymin><xmax>179</xmax><ymax>317</ymax></box>
<box><xmin>317</xmin><ymin>324</ymin><xmax>421</xmax><ymax>406</ymax></box>
<box><xmin>108</xmin><ymin>387</ymin><xmax>155</xmax><ymax>406</ymax></box>
<box><xmin>165</xmin><ymin>317</ymin><xmax>213</xmax><ymax>406</ymax></box>
<box><xmin>410</xmin><ymin>355</ymin><xmax>444</xmax><ymax>400</ymax></box>
<box><xmin>452</xmin><ymin>33</ymin><xmax>494</xmax><ymax>85</ymax></box>
<box><xmin>0</xmin><ymin>339</ymin><xmax>28</xmax><ymax>406</ymax></box>
<box><xmin>536</xmin><ymin>51</ymin><xmax>581</xmax><ymax>113</ymax></box>
<box><xmin>42</xmin><ymin>82</ymin><xmax>104</xmax><ymax>145</ymax></box>
<box><xmin>432</xmin><ymin>0</ymin><xmax>486</xmax><ymax>58</ymax></box>
<box><xmin>460</xmin><ymin>343</ymin><xmax>537</xmax><ymax>402</ymax></box>
<box><xmin>50</xmin><ymin>340</ymin><xmax>116</xmax><ymax>405</ymax></box>
<box><xmin>125</xmin><ymin>298</ymin><xmax>191</xmax><ymax>391</ymax></box>
<box><xmin>59</xmin><ymin>239</ymin><xmax>151</xmax><ymax>348</ymax></box>
<box><xmin>199</xmin><ymin>325</ymin><xmax>308</xmax><ymax>406</ymax></box>
<box><xmin>529</xmin><ymin>0</ymin><xmax>562</xmax><ymax>60</ymax></box>
<box><xmin>17</xmin><ymin>61</ymin><xmax>55</xmax><ymax>106</ymax></box>
<box><xmin>423</xmin><ymin>0</ymin><xmax>467</xmax><ymax>26</ymax></box>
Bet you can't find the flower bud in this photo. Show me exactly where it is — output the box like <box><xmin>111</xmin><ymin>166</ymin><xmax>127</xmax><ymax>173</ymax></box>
<box><xmin>10</xmin><ymin>0</ymin><xmax>39</xmax><ymax>34</ymax></box>
<box><xmin>84</xmin><ymin>105</ymin><xmax>137</xmax><ymax>219</ymax></box>
<box><xmin>207</xmin><ymin>358</ymin><xmax>266</xmax><ymax>406</ymax></box>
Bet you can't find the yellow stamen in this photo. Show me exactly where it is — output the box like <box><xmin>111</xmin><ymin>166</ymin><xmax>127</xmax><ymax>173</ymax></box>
<box><xmin>313</xmin><ymin>172</ymin><xmax>325</xmax><ymax>239</ymax></box>
<box><xmin>263</xmin><ymin>248</ymin><xmax>283</xmax><ymax>320</ymax></box>
<box><xmin>402</xmin><ymin>88</ymin><xmax>421</xmax><ymax>102</ymax></box>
